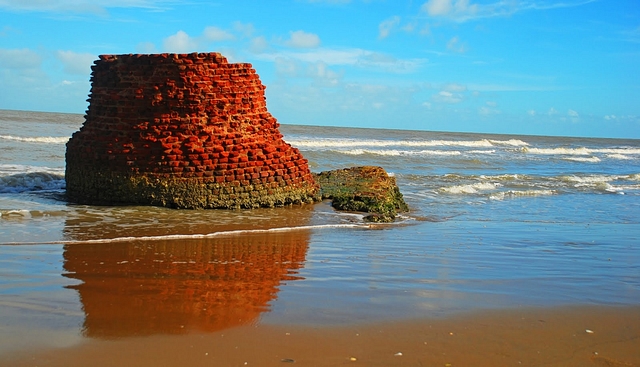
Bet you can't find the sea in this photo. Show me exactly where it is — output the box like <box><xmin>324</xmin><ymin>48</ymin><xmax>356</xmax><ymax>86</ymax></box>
<box><xmin>1</xmin><ymin>109</ymin><xmax>639</xmax><ymax>353</ymax></box>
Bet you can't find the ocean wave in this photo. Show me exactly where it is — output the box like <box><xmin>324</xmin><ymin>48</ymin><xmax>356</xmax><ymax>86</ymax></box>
<box><xmin>469</xmin><ymin>150</ymin><xmax>496</xmax><ymax>154</ymax></box>
<box><xmin>0</xmin><ymin>171</ymin><xmax>66</xmax><ymax>193</ymax></box>
<box><xmin>479</xmin><ymin>174</ymin><xmax>524</xmax><ymax>181</ymax></box>
<box><xmin>522</xmin><ymin>147</ymin><xmax>591</xmax><ymax>155</ymax></box>
<box><xmin>563</xmin><ymin>156</ymin><xmax>601</xmax><ymax>163</ymax></box>
<box><xmin>606</xmin><ymin>154</ymin><xmax>633</xmax><ymax>160</ymax></box>
<box><xmin>0</xmin><ymin>134</ymin><xmax>69</xmax><ymax>144</ymax></box>
<box><xmin>559</xmin><ymin>174</ymin><xmax>628</xmax><ymax>184</ymax></box>
<box><xmin>557</xmin><ymin>174</ymin><xmax>640</xmax><ymax>194</ymax></box>
<box><xmin>0</xmin><ymin>209</ymin><xmax>32</xmax><ymax>219</ymax></box>
<box><xmin>433</xmin><ymin>173</ymin><xmax>640</xmax><ymax>197</ymax></box>
<box><xmin>489</xmin><ymin>190</ymin><xmax>556</xmax><ymax>200</ymax></box>
<box><xmin>488</xmin><ymin>139</ymin><xmax>529</xmax><ymax>147</ymax></box>
<box><xmin>440</xmin><ymin>182</ymin><xmax>499</xmax><ymax>194</ymax></box>
<box><xmin>341</xmin><ymin>149</ymin><xmax>462</xmax><ymax>156</ymax></box>
<box><xmin>522</xmin><ymin>146</ymin><xmax>640</xmax><ymax>157</ymax></box>
<box><xmin>288</xmin><ymin>137</ymin><xmax>528</xmax><ymax>150</ymax></box>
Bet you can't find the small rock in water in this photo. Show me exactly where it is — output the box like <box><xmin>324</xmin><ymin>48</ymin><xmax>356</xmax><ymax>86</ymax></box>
<box><xmin>394</xmin><ymin>352</ymin><xmax>403</xmax><ymax>356</ymax></box>
<box><xmin>281</xmin><ymin>358</ymin><xmax>295</xmax><ymax>363</ymax></box>
<box><xmin>586</xmin><ymin>329</ymin><xmax>594</xmax><ymax>334</ymax></box>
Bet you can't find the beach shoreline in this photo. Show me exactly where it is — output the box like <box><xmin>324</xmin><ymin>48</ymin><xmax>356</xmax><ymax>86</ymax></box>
<box><xmin>2</xmin><ymin>305</ymin><xmax>638</xmax><ymax>367</ymax></box>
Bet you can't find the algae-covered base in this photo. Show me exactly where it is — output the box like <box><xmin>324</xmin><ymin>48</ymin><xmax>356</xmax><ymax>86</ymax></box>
<box><xmin>65</xmin><ymin>168</ymin><xmax>319</xmax><ymax>209</ymax></box>
<box><xmin>314</xmin><ymin>166</ymin><xmax>409</xmax><ymax>222</ymax></box>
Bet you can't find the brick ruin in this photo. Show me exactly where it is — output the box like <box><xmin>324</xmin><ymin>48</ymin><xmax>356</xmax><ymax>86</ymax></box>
<box><xmin>66</xmin><ymin>52</ymin><xmax>319</xmax><ymax>209</ymax></box>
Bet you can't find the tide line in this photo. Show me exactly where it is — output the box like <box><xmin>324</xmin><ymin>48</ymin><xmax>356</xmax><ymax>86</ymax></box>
<box><xmin>0</xmin><ymin>223</ymin><xmax>373</xmax><ymax>246</ymax></box>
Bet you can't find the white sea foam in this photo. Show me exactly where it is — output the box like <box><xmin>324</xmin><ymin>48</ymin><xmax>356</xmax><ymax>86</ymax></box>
<box><xmin>0</xmin><ymin>135</ymin><xmax>69</xmax><ymax>144</ymax></box>
<box><xmin>488</xmin><ymin>139</ymin><xmax>529</xmax><ymax>147</ymax></box>
<box><xmin>480</xmin><ymin>174</ymin><xmax>522</xmax><ymax>181</ymax></box>
<box><xmin>0</xmin><ymin>223</ymin><xmax>374</xmax><ymax>246</ymax></box>
<box><xmin>489</xmin><ymin>190</ymin><xmax>556</xmax><ymax>200</ymax></box>
<box><xmin>563</xmin><ymin>156</ymin><xmax>601</xmax><ymax>163</ymax></box>
<box><xmin>341</xmin><ymin>149</ymin><xmax>461</xmax><ymax>156</ymax></box>
<box><xmin>0</xmin><ymin>209</ymin><xmax>32</xmax><ymax>219</ymax></box>
<box><xmin>468</xmin><ymin>150</ymin><xmax>496</xmax><ymax>154</ymax></box>
<box><xmin>560</xmin><ymin>174</ymin><xmax>617</xmax><ymax>184</ymax></box>
<box><xmin>594</xmin><ymin>147</ymin><xmax>640</xmax><ymax>155</ymax></box>
<box><xmin>606</xmin><ymin>154</ymin><xmax>632</xmax><ymax>160</ymax></box>
<box><xmin>0</xmin><ymin>171</ymin><xmax>65</xmax><ymax>193</ymax></box>
<box><xmin>522</xmin><ymin>146</ymin><xmax>640</xmax><ymax>158</ymax></box>
<box><xmin>288</xmin><ymin>137</ymin><xmax>529</xmax><ymax>150</ymax></box>
<box><xmin>440</xmin><ymin>182</ymin><xmax>499</xmax><ymax>194</ymax></box>
<box><xmin>522</xmin><ymin>147</ymin><xmax>591</xmax><ymax>155</ymax></box>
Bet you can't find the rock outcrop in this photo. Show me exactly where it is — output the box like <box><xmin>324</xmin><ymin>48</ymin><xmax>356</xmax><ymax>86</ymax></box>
<box><xmin>65</xmin><ymin>52</ymin><xmax>319</xmax><ymax>209</ymax></box>
<box><xmin>314</xmin><ymin>166</ymin><xmax>409</xmax><ymax>222</ymax></box>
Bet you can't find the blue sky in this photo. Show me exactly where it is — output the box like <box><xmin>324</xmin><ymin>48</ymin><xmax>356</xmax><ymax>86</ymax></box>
<box><xmin>0</xmin><ymin>0</ymin><xmax>638</xmax><ymax>138</ymax></box>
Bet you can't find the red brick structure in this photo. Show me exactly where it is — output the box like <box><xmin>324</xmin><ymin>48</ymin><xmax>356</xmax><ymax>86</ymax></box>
<box><xmin>66</xmin><ymin>52</ymin><xmax>319</xmax><ymax>208</ymax></box>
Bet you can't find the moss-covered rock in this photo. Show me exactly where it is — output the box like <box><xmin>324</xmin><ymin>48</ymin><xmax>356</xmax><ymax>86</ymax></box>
<box><xmin>314</xmin><ymin>166</ymin><xmax>409</xmax><ymax>222</ymax></box>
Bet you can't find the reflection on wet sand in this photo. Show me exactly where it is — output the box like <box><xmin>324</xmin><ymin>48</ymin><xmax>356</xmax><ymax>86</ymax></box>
<box><xmin>62</xmin><ymin>231</ymin><xmax>310</xmax><ymax>338</ymax></box>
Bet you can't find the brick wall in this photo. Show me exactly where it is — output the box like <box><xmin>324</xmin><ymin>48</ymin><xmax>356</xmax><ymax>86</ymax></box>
<box><xmin>66</xmin><ymin>52</ymin><xmax>319</xmax><ymax>208</ymax></box>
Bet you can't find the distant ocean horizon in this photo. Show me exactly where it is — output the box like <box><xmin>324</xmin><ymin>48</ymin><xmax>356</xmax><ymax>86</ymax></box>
<box><xmin>1</xmin><ymin>108</ymin><xmax>639</xmax><ymax>353</ymax></box>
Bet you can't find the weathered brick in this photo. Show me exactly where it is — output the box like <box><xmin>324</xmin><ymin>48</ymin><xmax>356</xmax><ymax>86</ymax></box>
<box><xmin>65</xmin><ymin>52</ymin><xmax>319</xmax><ymax>209</ymax></box>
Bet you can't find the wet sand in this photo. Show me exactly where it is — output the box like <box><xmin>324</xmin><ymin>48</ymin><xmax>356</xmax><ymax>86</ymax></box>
<box><xmin>2</xmin><ymin>306</ymin><xmax>638</xmax><ymax>367</ymax></box>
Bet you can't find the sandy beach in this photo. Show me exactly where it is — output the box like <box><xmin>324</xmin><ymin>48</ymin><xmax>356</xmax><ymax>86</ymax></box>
<box><xmin>2</xmin><ymin>111</ymin><xmax>639</xmax><ymax>366</ymax></box>
<box><xmin>2</xmin><ymin>306</ymin><xmax>638</xmax><ymax>367</ymax></box>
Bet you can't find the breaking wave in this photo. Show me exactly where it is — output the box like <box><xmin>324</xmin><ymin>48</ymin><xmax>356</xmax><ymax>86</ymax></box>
<box><xmin>0</xmin><ymin>171</ymin><xmax>65</xmax><ymax>193</ymax></box>
<box><xmin>0</xmin><ymin>135</ymin><xmax>69</xmax><ymax>144</ymax></box>
<box><xmin>288</xmin><ymin>137</ymin><xmax>529</xmax><ymax>150</ymax></box>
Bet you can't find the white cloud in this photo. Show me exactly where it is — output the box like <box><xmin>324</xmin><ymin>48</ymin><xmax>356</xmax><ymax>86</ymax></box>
<box><xmin>136</xmin><ymin>41</ymin><xmax>157</xmax><ymax>53</ymax></box>
<box><xmin>203</xmin><ymin>26</ymin><xmax>235</xmax><ymax>42</ymax></box>
<box><xmin>481</xmin><ymin>101</ymin><xmax>499</xmax><ymax>114</ymax></box>
<box><xmin>0</xmin><ymin>48</ymin><xmax>42</xmax><ymax>69</ymax></box>
<box><xmin>420</xmin><ymin>0</ymin><xmax>597</xmax><ymax>23</ymax></box>
<box><xmin>423</xmin><ymin>0</ymin><xmax>453</xmax><ymax>16</ymax></box>
<box><xmin>568</xmin><ymin>109</ymin><xmax>579</xmax><ymax>122</ymax></box>
<box><xmin>274</xmin><ymin>57</ymin><xmax>341</xmax><ymax>86</ymax></box>
<box><xmin>446</xmin><ymin>36</ymin><xmax>467</xmax><ymax>53</ymax></box>
<box><xmin>433</xmin><ymin>90</ymin><xmax>463</xmax><ymax>103</ymax></box>
<box><xmin>479</xmin><ymin>104</ymin><xmax>500</xmax><ymax>116</ymax></box>
<box><xmin>307</xmin><ymin>61</ymin><xmax>341</xmax><ymax>85</ymax></box>
<box><xmin>442</xmin><ymin>83</ymin><xmax>466</xmax><ymax>92</ymax></box>
<box><xmin>257</xmin><ymin>47</ymin><xmax>426</xmax><ymax>73</ymax></box>
<box><xmin>378</xmin><ymin>16</ymin><xmax>400</xmax><ymax>39</ymax></box>
<box><xmin>233</xmin><ymin>22</ymin><xmax>255</xmax><ymax>38</ymax></box>
<box><xmin>163</xmin><ymin>28</ymin><xmax>234</xmax><ymax>54</ymax></box>
<box><xmin>0</xmin><ymin>0</ymin><xmax>170</xmax><ymax>15</ymax></box>
<box><xmin>548</xmin><ymin>107</ymin><xmax>558</xmax><ymax>115</ymax></box>
<box><xmin>249</xmin><ymin>36</ymin><xmax>269</xmax><ymax>54</ymax></box>
<box><xmin>56</xmin><ymin>50</ymin><xmax>96</xmax><ymax>75</ymax></box>
<box><xmin>163</xmin><ymin>30</ymin><xmax>198</xmax><ymax>53</ymax></box>
<box><xmin>528</xmin><ymin>109</ymin><xmax>537</xmax><ymax>116</ymax></box>
<box><xmin>286</xmin><ymin>30</ymin><xmax>321</xmax><ymax>48</ymax></box>
<box><xmin>422</xmin><ymin>0</ymin><xmax>478</xmax><ymax>20</ymax></box>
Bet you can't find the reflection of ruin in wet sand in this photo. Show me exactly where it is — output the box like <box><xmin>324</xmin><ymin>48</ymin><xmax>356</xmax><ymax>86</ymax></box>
<box><xmin>62</xmin><ymin>232</ymin><xmax>310</xmax><ymax>338</ymax></box>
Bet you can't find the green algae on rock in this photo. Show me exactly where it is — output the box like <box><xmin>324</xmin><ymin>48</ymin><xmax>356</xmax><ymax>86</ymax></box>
<box><xmin>314</xmin><ymin>166</ymin><xmax>409</xmax><ymax>222</ymax></box>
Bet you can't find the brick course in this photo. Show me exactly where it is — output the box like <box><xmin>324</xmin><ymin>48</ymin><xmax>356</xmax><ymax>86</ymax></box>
<box><xmin>66</xmin><ymin>52</ymin><xmax>319</xmax><ymax>208</ymax></box>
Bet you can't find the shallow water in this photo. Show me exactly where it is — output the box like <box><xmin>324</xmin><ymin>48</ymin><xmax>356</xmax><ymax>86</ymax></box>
<box><xmin>1</xmin><ymin>109</ymin><xmax>639</xmax><ymax>354</ymax></box>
